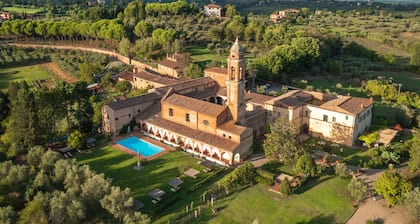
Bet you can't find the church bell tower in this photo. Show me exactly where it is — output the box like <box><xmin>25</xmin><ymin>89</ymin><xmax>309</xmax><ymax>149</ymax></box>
<box><xmin>226</xmin><ymin>38</ymin><xmax>246</xmax><ymax>123</ymax></box>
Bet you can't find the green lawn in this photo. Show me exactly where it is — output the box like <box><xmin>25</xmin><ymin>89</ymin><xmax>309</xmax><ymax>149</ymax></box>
<box><xmin>375</xmin><ymin>71</ymin><xmax>420</xmax><ymax>93</ymax></box>
<box><xmin>186</xmin><ymin>46</ymin><xmax>228</xmax><ymax>68</ymax></box>
<box><xmin>75</xmin><ymin>139</ymin><xmax>228</xmax><ymax>222</ymax></box>
<box><xmin>0</xmin><ymin>65</ymin><xmax>56</xmax><ymax>91</ymax></box>
<box><xmin>2</xmin><ymin>6</ymin><xmax>45</xmax><ymax>14</ymax></box>
<box><xmin>298</xmin><ymin>78</ymin><xmax>367</xmax><ymax>98</ymax></box>
<box><xmin>303</xmin><ymin>137</ymin><xmax>369</xmax><ymax>166</ymax></box>
<box><xmin>200</xmin><ymin>177</ymin><xmax>353</xmax><ymax>223</ymax></box>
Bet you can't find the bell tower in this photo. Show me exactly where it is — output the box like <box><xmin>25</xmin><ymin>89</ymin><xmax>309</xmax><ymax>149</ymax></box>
<box><xmin>226</xmin><ymin>38</ymin><xmax>246</xmax><ymax>123</ymax></box>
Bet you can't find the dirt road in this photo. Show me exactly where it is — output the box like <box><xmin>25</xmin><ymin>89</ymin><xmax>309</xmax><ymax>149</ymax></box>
<box><xmin>40</xmin><ymin>62</ymin><xmax>77</xmax><ymax>83</ymax></box>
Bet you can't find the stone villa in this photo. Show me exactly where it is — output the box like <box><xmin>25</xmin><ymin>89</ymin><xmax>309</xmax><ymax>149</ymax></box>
<box><xmin>102</xmin><ymin>39</ymin><xmax>373</xmax><ymax>166</ymax></box>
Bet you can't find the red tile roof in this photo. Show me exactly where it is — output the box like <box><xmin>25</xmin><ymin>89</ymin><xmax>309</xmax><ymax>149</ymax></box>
<box><xmin>245</xmin><ymin>92</ymin><xmax>275</xmax><ymax>105</ymax></box>
<box><xmin>205</xmin><ymin>4</ymin><xmax>223</xmax><ymax>9</ymax></box>
<box><xmin>154</xmin><ymin>77</ymin><xmax>217</xmax><ymax>95</ymax></box>
<box><xmin>118</xmin><ymin>71</ymin><xmax>134</xmax><ymax>81</ymax></box>
<box><xmin>134</xmin><ymin>70</ymin><xmax>178</xmax><ymax>85</ymax></box>
<box><xmin>205</xmin><ymin>67</ymin><xmax>227</xmax><ymax>74</ymax></box>
<box><xmin>265</xmin><ymin>90</ymin><xmax>311</xmax><ymax>108</ymax></box>
<box><xmin>217</xmin><ymin>120</ymin><xmax>248</xmax><ymax>135</ymax></box>
<box><xmin>146</xmin><ymin>116</ymin><xmax>239</xmax><ymax>152</ymax></box>
<box><xmin>321</xmin><ymin>96</ymin><xmax>374</xmax><ymax>114</ymax></box>
<box><xmin>159</xmin><ymin>59</ymin><xmax>183</xmax><ymax>70</ymax></box>
<box><xmin>164</xmin><ymin>94</ymin><xmax>226</xmax><ymax>117</ymax></box>
<box><xmin>107</xmin><ymin>92</ymin><xmax>161</xmax><ymax>110</ymax></box>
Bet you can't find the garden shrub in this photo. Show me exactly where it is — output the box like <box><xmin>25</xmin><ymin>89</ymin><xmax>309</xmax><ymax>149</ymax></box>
<box><xmin>255</xmin><ymin>175</ymin><xmax>274</xmax><ymax>186</ymax></box>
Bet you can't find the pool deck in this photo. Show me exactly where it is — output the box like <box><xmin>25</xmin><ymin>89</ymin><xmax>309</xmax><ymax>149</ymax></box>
<box><xmin>111</xmin><ymin>132</ymin><xmax>175</xmax><ymax>161</ymax></box>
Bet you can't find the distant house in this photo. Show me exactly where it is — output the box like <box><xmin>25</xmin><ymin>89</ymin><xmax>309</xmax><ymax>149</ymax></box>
<box><xmin>157</xmin><ymin>53</ymin><xmax>190</xmax><ymax>79</ymax></box>
<box><xmin>0</xmin><ymin>11</ymin><xmax>12</xmax><ymax>20</ymax></box>
<box><xmin>270</xmin><ymin>9</ymin><xmax>300</xmax><ymax>23</ymax></box>
<box><xmin>204</xmin><ymin>4</ymin><xmax>223</xmax><ymax>18</ymax></box>
<box><xmin>118</xmin><ymin>69</ymin><xmax>180</xmax><ymax>90</ymax></box>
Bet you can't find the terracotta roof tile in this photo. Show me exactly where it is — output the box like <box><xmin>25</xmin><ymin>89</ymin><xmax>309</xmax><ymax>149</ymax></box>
<box><xmin>164</xmin><ymin>94</ymin><xmax>226</xmax><ymax>117</ymax></box>
<box><xmin>265</xmin><ymin>90</ymin><xmax>312</xmax><ymax>108</ymax></box>
<box><xmin>118</xmin><ymin>71</ymin><xmax>134</xmax><ymax>81</ymax></box>
<box><xmin>146</xmin><ymin>116</ymin><xmax>239</xmax><ymax>151</ymax></box>
<box><xmin>245</xmin><ymin>92</ymin><xmax>275</xmax><ymax>105</ymax></box>
<box><xmin>159</xmin><ymin>59</ymin><xmax>183</xmax><ymax>69</ymax></box>
<box><xmin>217</xmin><ymin>120</ymin><xmax>248</xmax><ymax>135</ymax></box>
<box><xmin>134</xmin><ymin>70</ymin><xmax>179</xmax><ymax>85</ymax></box>
<box><xmin>107</xmin><ymin>92</ymin><xmax>161</xmax><ymax>110</ymax></box>
<box><xmin>204</xmin><ymin>67</ymin><xmax>227</xmax><ymax>74</ymax></box>
<box><xmin>154</xmin><ymin>77</ymin><xmax>217</xmax><ymax>95</ymax></box>
<box><xmin>205</xmin><ymin>4</ymin><xmax>223</xmax><ymax>8</ymax></box>
<box><xmin>320</xmin><ymin>96</ymin><xmax>373</xmax><ymax>114</ymax></box>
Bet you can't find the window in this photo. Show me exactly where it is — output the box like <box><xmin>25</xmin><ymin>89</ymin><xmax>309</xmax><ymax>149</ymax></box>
<box><xmin>134</xmin><ymin>77</ymin><xmax>137</xmax><ymax>81</ymax></box>
<box><xmin>363</xmin><ymin>113</ymin><xmax>366</xmax><ymax>120</ymax></box>
<box><xmin>332</xmin><ymin>117</ymin><xmax>336</xmax><ymax>122</ymax></box>
<box><xmin>203</xmin><ymin>120</ymin><xmax>209</xmax><ymax>125</ymax></box>
<box><xmin>223</xmin><ymin>133</ymin><xmax>226</xmax><ymax>137</ymax></box>
<box><xmin>345</xmin><ymin>115</ymin><xmax>349</xmax><ymax>120</ymax></box>
<box><xmin>305</xmin><ymin>111</ymin><xmax>309</xmax><ymax>117</ymax></box>
<box><xmin>228</xmin><ymin>136</ymin><xmax>232</xmax><ymax>139</ymax></box>
<box><xmin>115</xmin><ymin>117</ymin><xmax>118</xmax><ymax>121</ymax></box>
<box><xmin>169</xmin><ymin>108</ymin><xmax>173</xmax><ymax>117</ymax></box>
<box><xmin>129</xmin><ymin>114</ymin><xmax>131</xmax><ymax>117</ymax></box>
<box><xmin>277</xmin><ymin>112</ymin><xmax>281</xmax><ymax>117</ymax></box>
<box><xmin>138</xmin><ymin>109</ymin><xmax>141</xmax><ymax>112</ymax></box>
<box><xmin>323</xmin><ymin>115</ymin><xmax>328</xmax><ymax>122</ymax></box>
<box><xmin>186</xmin><ymin>113</ymin><xmax>190</xmax><ymax>122</ymax></box>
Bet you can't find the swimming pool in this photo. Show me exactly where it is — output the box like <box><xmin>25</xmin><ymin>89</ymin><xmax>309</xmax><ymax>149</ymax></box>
<box><xmin>117</xmin><ymin>136</ymin><xmax>163</xmax><ymax>157</ymax></box>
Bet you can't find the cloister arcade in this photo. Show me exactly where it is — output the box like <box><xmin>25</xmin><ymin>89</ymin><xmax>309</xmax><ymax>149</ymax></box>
<box><xmin>202</xmin><ymin>95</ymin><xmax>226</xmax><ymax>106</ymax></box>
<box><xmin>141</xmin><ymin>123</ymin><xmax>241</xmax><ymax>166</ymax></box>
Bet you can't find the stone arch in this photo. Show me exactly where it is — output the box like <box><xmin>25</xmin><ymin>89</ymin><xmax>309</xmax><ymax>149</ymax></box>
<box><xmin>185</xmin><ymin>138</ymin><xmax>193</xmax><ymax>149</ymax></box>
<box><xmin>177</xmin><ymin>137</ymin><xmax>184</xmax><ymax>146</ymax></box>
<box><xmin>169</xmin><ymin>133</ymin><xmax>177</xmax><ymax>143</ymax></box>
<box><xmin>202</xmin><ymin>147</ymin><xmax>211</xmax><ymax>156</ymax></box>
<box><xmin>147</xmin><ymin>125</ymin><xmax>154</xmax><ymax>134</ymax></box>
<box><xmin>234</xmin><ymin>153</ymin><xmax>240</xmax><ymax>163</ymax></box>
<box><xmin>211</xmin><ymin>148</ymin><xmax>221</xmax><ymax>160</ymax></box>
<box><xmin>193</xmin><ymin>142</ymin><xmax>202</xmax><ymax>152</ymax></box>
<box><xmin>302</xmin><ymin>123</ymin><xmax>309</xmax><ymax>134</ymax></box>
<box><xmin>209</xmin><ymin>97</ymin><xmax>216</xmax><ymax>104</ymax></box>
<box><xmin>216</xmin><ymin>96</ymin><xmax>224</xmax><ymax>105</ymax></box>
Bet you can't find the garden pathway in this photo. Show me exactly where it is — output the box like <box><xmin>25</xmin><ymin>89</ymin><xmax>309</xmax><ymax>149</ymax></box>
<box><xmin>348</xmin><ymin>165</ymin><xmax>411</xmax><ymax>224</ymax></box>
<box><xmin>347</xmin><ymin>197</ymin><xmax>409</xmax><ymax>224</ymax></box>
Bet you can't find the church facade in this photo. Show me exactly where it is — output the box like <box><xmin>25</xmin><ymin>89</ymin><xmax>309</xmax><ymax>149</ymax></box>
<box><xmin>102</xmin><ymin>39</ymin><xmax>374</xmax><ymax>166</ymax></box>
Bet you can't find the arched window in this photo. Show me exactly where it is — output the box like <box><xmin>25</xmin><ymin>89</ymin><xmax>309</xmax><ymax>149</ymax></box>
<box><xmin>230</xmin><ymin>67</ymin><xmax>235</xmax><ymax>80</ymax></box>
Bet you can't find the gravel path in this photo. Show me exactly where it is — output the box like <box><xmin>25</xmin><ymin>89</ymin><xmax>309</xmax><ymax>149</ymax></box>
<box><xmin>347</xmin><ymin>197</ymin><xmax>409</xmax><ymax>224</ymax></box>
<box><xmin>41</xmin><ymin>62</ymin><xmax>77</xmax><ymax>83</ymax></box>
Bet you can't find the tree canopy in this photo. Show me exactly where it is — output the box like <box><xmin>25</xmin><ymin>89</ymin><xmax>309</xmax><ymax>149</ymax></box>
<box><xmin>0</xmin><ymin>148</ymin><xmax>149</xmax><ymax>223</ymax></box>
<box><xmin>263</xmin><ymin>118</ymin><xmax>303</xmax><ymax>162</ymax></box>
<box><xmin>295</xmin><ymin>154</ymin><xmax>318</xmax><ymax>177</ymax></box>
<box><xmin>347</xmin><ymin>177</ymin><xmax>368</xmax><ymax>205</ymax></box>
<box><xmin>374</xmin><ymin>169</ymin><xmax>412</xmax><ymax>206</ymax></box>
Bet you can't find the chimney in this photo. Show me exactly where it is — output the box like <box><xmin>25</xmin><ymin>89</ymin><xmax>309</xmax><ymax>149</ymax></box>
<box><xmin>360</xmin><ymin>104</ymin><xmax>364</xmax><ymax>108</ymax></box>
<box><xmin>347</xmin><ymin>93</ymin><xmax>350</xmax><ymax>96</ymax></box>
<box><xmin>133</xmin><ymin>67</ymin><xmax>138</xmax><ymax>73</ymax></box>
<box><xmin>369</xmin><ymin>97</ymin><xmax>373</xmax><ymax>102</ymax></box>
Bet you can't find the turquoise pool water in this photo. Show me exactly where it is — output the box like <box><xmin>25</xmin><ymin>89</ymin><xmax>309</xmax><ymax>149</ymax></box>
<box><xmin>117</xmin><ymin>136</ymin><xmax>163</xmax><ymax>157</ymax></box>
